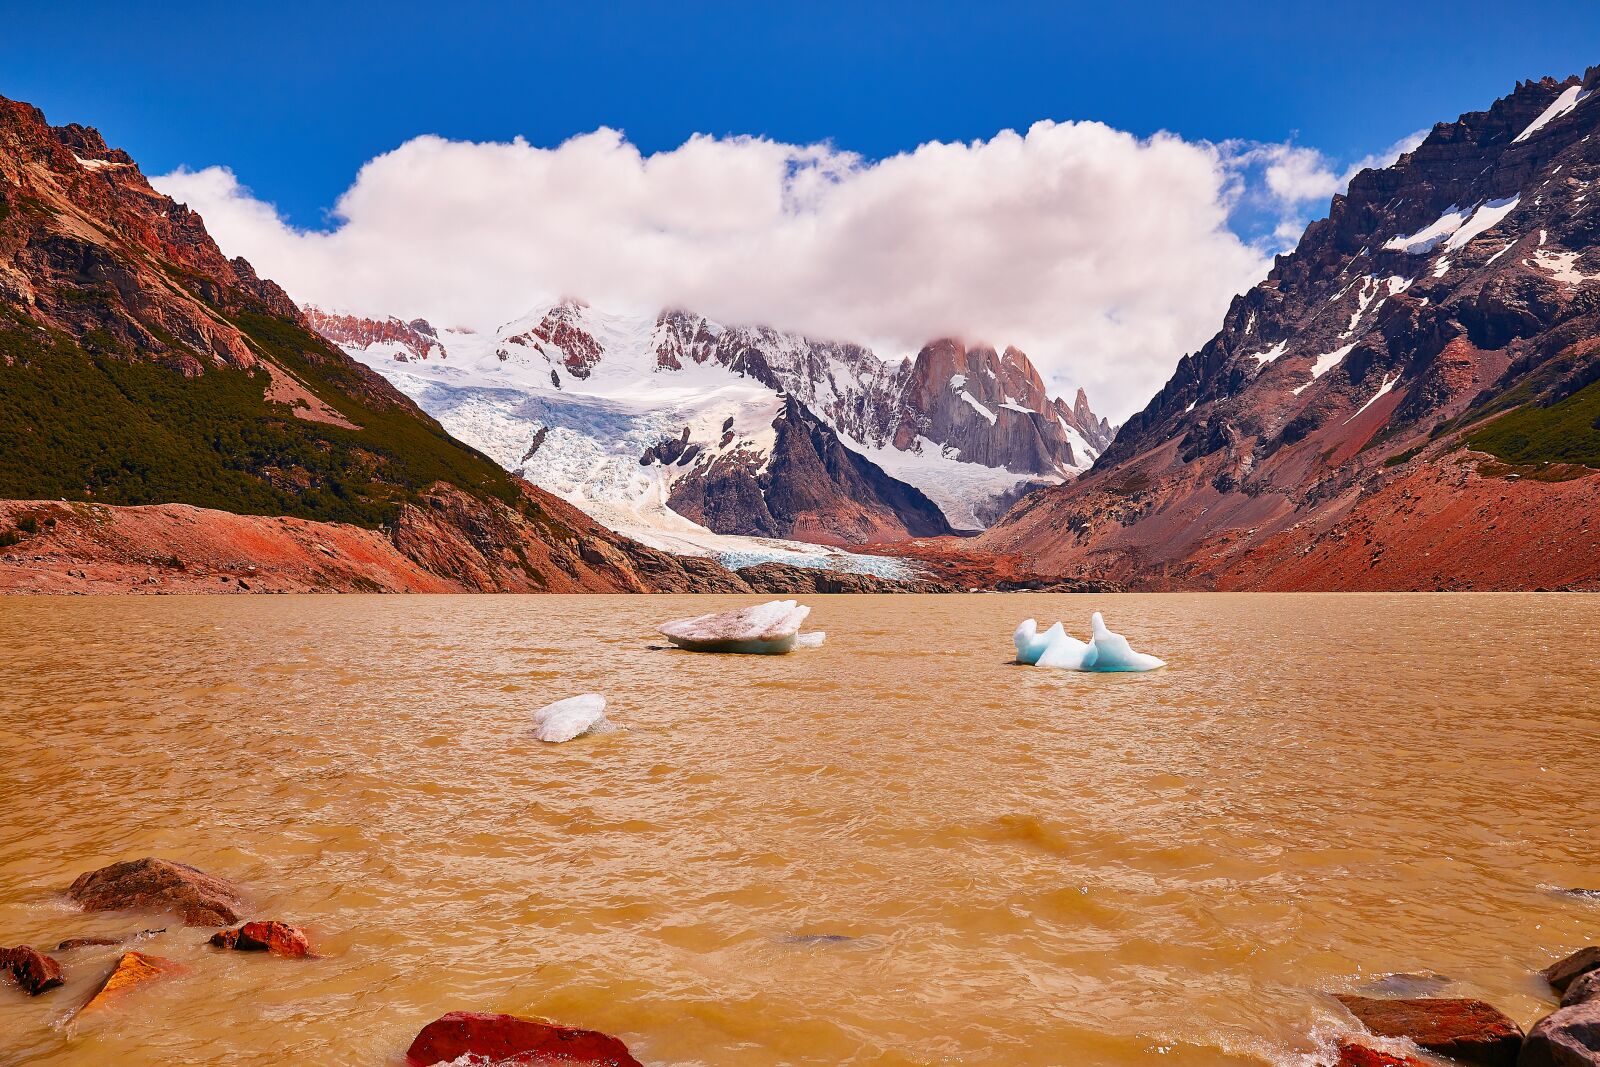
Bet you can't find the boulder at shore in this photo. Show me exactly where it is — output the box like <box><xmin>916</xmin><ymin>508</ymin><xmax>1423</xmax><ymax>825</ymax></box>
<box><xmin>1520</xmin><ymin>998</ymin><xmax>1600</xmax><ymax>1067</ymax></box>
<box><xmin>1334</xmin><ymin>994</ymin><xmax>1523</xmax><ymax>1067</ymax></box>
<box><xmin>406</xmin><ymin>1012</ymin><xmax>642</xmax><ymax>1066</ymax></box>
<box><xmin>0</xmin><ymin>945</ymin><xmax>64</xmax><ymax>996</ymax></box>
<box><xmin>658</xmin><ymin>599</ymin><xmax>823</xmax><ymax>654</ymax></box>
<box><xmin>209</xmin><ymin>921</ymin><xmax>312</xmax><ymax>958</ymax></box>
<box><xmin>1564</xmin><ymin>970</ymin><xmax>1600</xmax><ymax>1009</ymax></box>
<box><xmin>1542</xmin><ymin>947</ymin><xmax>1600</xmax><ymax>995</ymax></box>
<box><xmin>76</xmin><ymin>951</ymin><xmax>182</xmax><ymax>1015</ymax></box>
<box><xmin>68</xmin><ymin>858</ymin><xmax>242</xmax><ymax>927</ymax></box>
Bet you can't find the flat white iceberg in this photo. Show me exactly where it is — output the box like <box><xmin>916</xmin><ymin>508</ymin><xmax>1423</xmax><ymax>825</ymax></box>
<box><xmin>658</xmin><ymin>599</ymin><xmax>823</xmax><ymax>654</ymax></box>
<box><xmin>1015</xmin><ymin>612</ymin><xmax>1166</xmax><ymax>673</ymax></box>
<box><xmin>532</xmin><ymin>693</ymin><xmax>616</xmax><ymax>743</ymax></box>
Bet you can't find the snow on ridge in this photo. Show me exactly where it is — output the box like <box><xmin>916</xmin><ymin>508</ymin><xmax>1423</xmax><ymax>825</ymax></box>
<box><xmin>958</xmin><ymin>390</ymin><xmax>998</xmax><ymax>425</ymax></box>
<box><xmin>1383</xmin><ymin>205</ymin><xmax>1470</xmax><ymax>255</ymax></box>
<box><xmin>1344</xmin><ymin>372</ymin><xmax>1400</xmax><ymax>424</ymax></box>
<box><xmin>1445</xmin><ymin>195</ymin><xmax>1520</xmax><ymax>251</ymax></box>
<box><xmin>1513</xmin><ymin>84</ymin><xmax>1594</xmax><ymax>144</ymax></box>
<box><xmin>1248</xmin><ymin>341</ymin><xmax>1288</xmax><ymax>366</ymax></box>
<box><xmin>1291</xmin><ymin>344</ymin><xmax>1356</xmax><ymax>396</ymax></box>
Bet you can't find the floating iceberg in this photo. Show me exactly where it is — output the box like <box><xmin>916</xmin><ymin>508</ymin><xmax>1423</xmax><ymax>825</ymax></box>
<box><xmin>658</xmin><ymin>600</ymin><xmax>824</xmax><ymax>654</ymax></box>
<box><xmin>1014</xmin><ymin>612</ymin><xmax>1165</xmax><ymax>672</ymax></box>
<box><xmin>531</xmin><ymin>694</ymin><xmax>616</xmax><ymax>742</ymax></box>
<box><xmin>1013</xmin><ymin>619</ymin><xmax>1067</xmax><ymax>665</ymax></box>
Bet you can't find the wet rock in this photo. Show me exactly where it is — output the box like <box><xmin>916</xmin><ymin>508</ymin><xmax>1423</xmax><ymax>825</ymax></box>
<box><xmin>1543</xmin><ymin>948</ymin><xmax>1600</xmax><ymax>995</ymax></box>
<box><xmin>208</xmin><ymin>921</ymin><xmax>312</xmax><ymax>957</ymax></box>
<box><xmin>77</xmin><ymin>951</ymin><xmax>182</xmax><ymax>1015</ymax></box>
<box><xmin>1335</xmin><ymin>1044</ymin><xmax>1428</xmax><ymax>1067</ymax></box>
<box><xmin>1519</xmin><ymin>999</ymin><xmax>1600</xmax><ymax>1067</ymax></box>
<box><xmin>1564</xmin><ymin>971</ymin><xmax>1600</xmax><ymax>1009</ymax></box>
<box><xmin>1335</xmin><ymin>994</ymin><xmax>1524</xmax><ymax>1067</ymax></box>
<box><xmin>67</xmin><ymin>858</ymin><xmax>242</xmax><ymax>926</ymax></box>
<box><xmin>1558</xmin><ymin>889</ymin><xmax>1600</xmax><ymax>902</ymax></box>
<box><xmin>405</xmin><ymin>1011</ymin><xmax>642</xmax><ymax>1066</ymax></box>
<box><xmin>0</xmin><ymin>945</ymin><xmax>64</xmax><ymax>995</ymax></box>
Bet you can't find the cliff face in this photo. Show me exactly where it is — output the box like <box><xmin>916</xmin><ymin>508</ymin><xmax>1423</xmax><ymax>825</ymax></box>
<box><xmin>980</xmin><ymin>69</ymin><xmax>1600</xmax><ymax>591</ymax></box>
<box><xmin>0</xmin><ymin>93</ymin><xmax>746</xmax><ymax>593</ymax></box>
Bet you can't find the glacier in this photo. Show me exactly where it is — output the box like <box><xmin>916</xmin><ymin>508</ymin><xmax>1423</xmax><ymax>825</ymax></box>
<box><xmin>531</xmin><ymin>694</ymin><xmax>615</xmax><ymax>743</ymax></box>
<box><xmin>659</xmin><ymin>600</ymin><xmax>824</xmax><ymax>654</ymax></box>
<box><xmin>1014</xmin><ymin>612</ymin><xmax>1165</xmax><ymax>672</ymax></box>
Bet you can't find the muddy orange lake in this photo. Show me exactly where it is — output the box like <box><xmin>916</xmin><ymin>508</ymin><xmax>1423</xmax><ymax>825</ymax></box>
<box><xmin>1</xmin><ymin>593</ymin><xmax>1596</xmax><ymax>1066</ymax></box>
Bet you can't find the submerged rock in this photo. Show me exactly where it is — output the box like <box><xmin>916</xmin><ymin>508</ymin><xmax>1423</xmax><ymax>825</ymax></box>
<box><xmin>1015</xmin><ymin>612</ymin><xmax>1166</xmax><ymax>672</ymax></box>
<box><xmin>77</xmin><ymin>951</ymin><xmax>182</xmax><ymax>1015</ymax></box>
<box><xmin>57</xmin><ymin>929</ymin><xmax>165</xmax><ymax>952</ymax></box>
<box><xmin>531</xmin><ymin>694</ymin><xmax>615</xmax><ymax>743</ymax></box>
<box><xmin>659</xmin><ymin>599</ymin><xmax>823</xmax><ymax>655</ymax></box>
<box><xmin>1335</xmin><ymin>994</ymin><xmax>1523</xmax><ymax>1067</ymax></box>
<box><xmin>68</xmin><ymin>858</ymin><xmax>242</xmax><ymax>927</ymax></box>
<box><xmin>1520</xmin><ymin>998</ymin><xmax>1600</xmax><ymax>1067</ymax></box>
<box><xmin>209</xmin><ymin>921</ymin><xmax>312</xmax><ymax>958</ymax></box>
<box><xmin>1542</xmin><ymin>947</ymin><xmax>1600</xmax><ymax>995</ymax></box>
<box><xmin>0</xmin><ymin>945</ymin><xmax>64</xmax><ymax>996</ymax></box>
<box><xmin>405</xmin><ymin>1011</ymin><xmax>642</xmax><ymax>1066</ymax></box>
<box><xmin>1356</xmin><ymin>972</ymin><xmax>1454</xmax><ymax>997</ymax></box>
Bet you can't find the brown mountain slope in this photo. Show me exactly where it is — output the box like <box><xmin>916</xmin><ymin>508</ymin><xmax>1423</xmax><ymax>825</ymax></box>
<box><xmin>980</xmin><ymin>69</ymin><xmax>1600</xmax><ymax>591</ymax></box>
<box><xmin>0</xmin><ymin>93</ymin><xmax>747</xmax><ymax>593</ymax></box>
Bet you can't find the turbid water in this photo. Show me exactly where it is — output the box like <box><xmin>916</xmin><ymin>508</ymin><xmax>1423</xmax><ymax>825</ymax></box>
<box><xmin>0</xmin><ymin>594</ymin><xmax>1596</xmax><ymax>1066</ymax></box>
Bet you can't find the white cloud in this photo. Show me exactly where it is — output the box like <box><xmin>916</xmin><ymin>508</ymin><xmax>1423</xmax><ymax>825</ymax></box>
<box><xmin>153</xmin><ymin>122</ymin><xmax>1407</xmax><ymax>421</ymax></box>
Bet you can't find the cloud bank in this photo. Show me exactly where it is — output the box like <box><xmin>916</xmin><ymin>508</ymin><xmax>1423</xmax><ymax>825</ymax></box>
<box><xmin>155</xmin><ymin>122</ymin><xmax>1416</xmax><ymax>420</ymax></box>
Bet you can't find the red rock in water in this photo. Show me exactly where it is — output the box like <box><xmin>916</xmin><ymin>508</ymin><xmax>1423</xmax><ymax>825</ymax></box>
<box><xmin>1335</xmin><ymin>1043</ymin><xmax>1427</xmax><ymax>1067</ymax></box>
<box><xmin>1520</xmin><ymin>997</ymin><xmax>1600</xmax><ymax>1067</ymax></box>
<box><xmin>1335</xmin><ymin>994</ymin><xmax>1523</xmax><ymax>1067</ymax></box>
<box><xmin>405</xmin><ymin>1012</ymin><xmax>642</xmax><ymax>1067</ymax></box>
<box><xmin>0</xmin><ymin>945</ymin><xmax>64</xmax><ymax>995</ymax></box>
<box><xmin>67</xmin><ymin>858</ymin><xmax>242</xmax><ymax>926</ymax></box>
<box><xmin>77</xmin><ymin>951</ymin><xmax>181</xmax><ymax>1015</ymax></box>
<box><xmin>209</xmin><ymin>921</ymin><xmax>312</xmax><ymax>957</ymax></box>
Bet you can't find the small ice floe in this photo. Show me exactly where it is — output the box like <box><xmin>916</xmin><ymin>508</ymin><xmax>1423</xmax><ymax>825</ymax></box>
<box><xmin>1013</xmin><ymin>612</ymin><xmax>1166</xmax><ymax>672</ymax></box>
<box><xmin>531</xmin><ymin>694</ymin><xmax>616</xmax><ymax>743</ymax></box>
<box><xmin>658</xmin><ymin>600</ymin><xmax>824</xmax><ymax>655</ymax></box>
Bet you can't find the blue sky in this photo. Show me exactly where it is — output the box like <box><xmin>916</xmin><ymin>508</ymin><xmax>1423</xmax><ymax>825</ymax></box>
<box><xmin>7</xmin><ymin>0</ymin><xmax>1596</xmax><ymax>228</ymax></box>
<box><xmin>8</xmin><ymin>2</ymin><xmax>1599</xmax><ymax>415</ymax></box>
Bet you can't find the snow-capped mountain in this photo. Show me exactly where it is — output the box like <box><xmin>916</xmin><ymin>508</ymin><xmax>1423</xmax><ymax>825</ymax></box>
<box><xmin>308</xmin><ymin>299</ymin><xmax>1114</xmax><ymax>543</ymax></box>
<box><xmin>982</xmin><ymin>68</ymin><xmax>1600</xmax><ymax>591</ymax></box>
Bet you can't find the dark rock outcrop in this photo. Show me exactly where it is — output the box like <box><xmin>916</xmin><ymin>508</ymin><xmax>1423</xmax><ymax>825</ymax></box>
<box><xmin>668</xmin><ymin>395</ymin><xmax>954</xmax><ymax>544</ymax></box>
<box><xmin>67</xmin><ymin>858</ymin><xmax>242</xmax><ymax>926</ymax></box>
<box><xmin>1336</xmin><ymin>994</ymin><xmax>1524</xmax><ymax>1067</ymax></box>
<box><xmin>405</xmin><ymin>1011</ymin><xmax>642</xmax><ymax>1067</ymax></box>
<box><xmin>0</xmin><ymin>945</ymin><xmax>64</xmax><ymax>995</ymax></box>
<box><xmin>1564</xmin><ymin>971</ymin><xmax>1600</xmax><ymax>1009</ymax></box>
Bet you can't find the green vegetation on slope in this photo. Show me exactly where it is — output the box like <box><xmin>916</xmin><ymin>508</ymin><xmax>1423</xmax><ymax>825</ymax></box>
<box><xmin>1466</xmin><ymin>374</ymin><xmax>1600</xmax><ymax>468</ymax></box>
<box><xmin>0</xmin><ymin>308</ymin><xmax>521</xmax><ymax>527</ymax></box>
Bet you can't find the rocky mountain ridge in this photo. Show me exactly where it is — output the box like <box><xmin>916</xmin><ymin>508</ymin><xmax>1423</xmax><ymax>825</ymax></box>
<box><xmin>309</xmin><ymin>299</ymin><xmax>1114</xmax><ymax>540</ymax></box>
<box><xmin>981</xmin><ymin>69</ymin><xmax>1600</xmax><ymax>590</ymax></box>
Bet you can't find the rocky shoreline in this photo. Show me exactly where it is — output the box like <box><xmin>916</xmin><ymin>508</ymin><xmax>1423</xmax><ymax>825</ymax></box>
<box><xmin>5</xmin><ymin>856</ymin><xmax>1596</xmax><ymax>1064</ymax></box>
